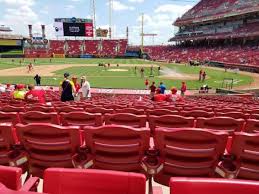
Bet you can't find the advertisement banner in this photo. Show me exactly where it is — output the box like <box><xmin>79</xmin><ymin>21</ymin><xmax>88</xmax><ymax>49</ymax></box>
<box><xmin>54</xmin><ymin>22</ymin><xmax>64</xmax><ymax>36</ymax></box>
<box><xmin>85</xmin><ymin>22</ymin><xmax>93</xmax><ymax>37</ymax></box>
<box><xmin>63</xmin><ymin>22</ymin><xmax>86</xmax><ymax>36</ymax></box>
<box><xmin>0</xmin><ymin>39</ymin><xmax>22</xmax><ymax>46</ymax></box>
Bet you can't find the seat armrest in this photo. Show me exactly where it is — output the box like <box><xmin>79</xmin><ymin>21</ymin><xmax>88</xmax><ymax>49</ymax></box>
<box><xmin>19</xmin><ymin>177</ymin><xmax>39</xmax><ymax>192</ymax></box>
<box><xmin>141</xmin><ymin>149</ymin><xmax>163</xmax><ymax>175</ymax></box>
<box><xmin>72</xmin><ymin>146</ymin><xmax>94</xmax><ymax>169</ymax></box>
<box><xmin>153</xmin><ymin>186</ymin><xmax>163</xmax><ymax>194</ymax></box>
<box><xmin>216</xmin><ymin>154</ymin><xmax>238</xmax><ymax>178</ymax></box>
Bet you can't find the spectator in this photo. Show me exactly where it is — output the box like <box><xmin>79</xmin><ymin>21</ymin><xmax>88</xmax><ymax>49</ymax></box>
<box><xmin>149</xmin><ymin>82</ymin><xmax>156</xmax><ymax>99</ymax></box>
<box><xmin>80</xmin><ymin>76</ymin><xmax>91</xmax><ymax>99</ymax></box>
<box><xmin>145</xmin><ymin>79</ymin><xmax>149</xmax><ymax>90</ymax></box>
<box><xmin>159</xmin><ymin>82</ymin><xmax>166</xmax><ymax>94</ymax></box>
<box><xmin>167</xmin><ymin>87</ymin><xmax>179</xmax><ymax>102</ymax></box>
<box><xmin>34</xmin><ymin>74</ymin><xmax>41</xmax><ymax>86</ymax></box>
<box><xmin>202</xmin><ymin>71</ymin><xmax>207</xmax><ymax>82</ymax></box>
<box><xmin>181</xmin><ymin>82</ymin><xmax>187</xmax><ymax>96</ymax></box>
<box><xmin>60</xmin><ymin>72</ymin><xmax>75</xmax><ymax>102</ymax></box>
<box><xmin>72</xmin><ymin>76</ymin><xmax>81</xmax><ymax>101</ymax></box>
<box><xmin>12</xmin><ymin>84</ymin><xmax>26</xmax><ymax>100</ymax></box>
<box><xmin>153</xmin><ymin>88</ymin><xmax>167</xmax><ymax>102</ymax></box>
<box><xmin>25</xmin><ymin>84</ymin><xmax>46</xmax><ymax>103</ymax></box>
<box><xmin>0</xmin><ymin>84</ymin><xmax>6</xmax><ymax>93</ymax></box>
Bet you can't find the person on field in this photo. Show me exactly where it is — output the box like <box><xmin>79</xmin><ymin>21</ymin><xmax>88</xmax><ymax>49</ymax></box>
<box><xmin>149</xmin><ymin>82</ymin><xmax>156</xmax><ymax>99</ymax></box>
<box><xmin>28</xmin><ymin>63</ymin><xmax>33</xmax><ymax>73</ymax></box>
<box><xmin>181</xmin><ymin>82</ymin><xmax>187</xmax><ymax>96</ymax></box>
<box><xmin>199</xmin><ymin>70</ymin><xmax>203</xmax><ymax>81</ymax></box>
<box><xmin>159</xmin><ymin>82</ymin><xmax>166</xmax><ymax>94</ymax></box>
<box><xmin>145</xmin><ymin>79</ymin><xmax>149</xmax><ymax>90</ymax></box>
<box><xmin>202</xmin><ymin>71</ymin><xmax>207</xmax><ymax>82</ymax></box>
<box><xmin>140</xmin><ymin>67</ymin><xmax>145</xmax><ymax>78</ymax></box>
<box><xmin>34</xmin><ymin>74</ymin><xmax>41</xmax><ymax>86</ymax></box>
<box><xmin>60</xmin><ymin>72</ymin><xmax>75</xmax><ymax>102</ymax></box>
<box><xmin>25</xmin><ymin>84</ymin><xmax>46</xmax><ymax>103</ymax></box>
<box><xmin>80</xmin><ymin>76</ymin><xmax>91</xmax><ymax>99</ymax></box>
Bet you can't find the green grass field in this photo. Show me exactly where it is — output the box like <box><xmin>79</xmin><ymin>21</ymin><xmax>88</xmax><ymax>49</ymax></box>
<box><xmin>0</xmin><ymin>58</ymin><xmax>253</xmax><ymax>90</ymax></box>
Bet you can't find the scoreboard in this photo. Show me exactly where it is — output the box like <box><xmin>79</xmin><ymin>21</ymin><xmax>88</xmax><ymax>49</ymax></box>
<box><xmin>54</xmin><ymin>17</ymin><xmax>93</xmax><ymax>37</ymax></box>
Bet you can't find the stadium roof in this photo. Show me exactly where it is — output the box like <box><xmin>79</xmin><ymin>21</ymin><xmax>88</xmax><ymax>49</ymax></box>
<box><xmin>174</xmin><ymin>0</ymin><xmax>259</xmax><ymax>26</ymax></box>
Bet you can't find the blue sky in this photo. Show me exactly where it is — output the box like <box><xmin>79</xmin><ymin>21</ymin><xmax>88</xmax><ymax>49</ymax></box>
<box><xmin>0</xmin><ymin>0</ymin><xmax>199</xmax><ymax>45</ymax></box>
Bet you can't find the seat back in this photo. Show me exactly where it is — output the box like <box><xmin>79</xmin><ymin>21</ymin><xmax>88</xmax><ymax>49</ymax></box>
<box><xmin>19</xmin><ymin>111</ymin><xmax>59</xmax><ymax>125</ymax></box>
<box><xmin>0</xmin><ymin>112</ymin><xmax>19</xmax><ymax>125</ymax></box>
<box><xmin>56</xmin><ymin>106</ymin><xmax>84</xmax><ymax>113</ymax></box>
<box><xmin>16</xmin><ymin>123</ymin><xmax>80</xmax><ymax>177</ymax></box>
<box><xmin>149</xmin><ymin>115</ymin><xmax>195</xmax><ymax>134</ymax></box>
<box><xmin>1</xmin><ymin>106</ymin><xmax>25</xmax><ymax>113</ymax></box>
<box><xmin>0</xmin><ymin>123</ymin><xmax>16</xmax><ymax>165</ymax></box>
<box><xmin>170</xmin><ymin>178</ymin><xmax>259</xmax><ymax>194</ymax></box>
<box><xmin>0</xmin><ymin>166</ymin><xmax>22</xmax><ymax>190</ymax></box>
<box><xmin>244</xmin><ymin>119</ymin><xmax>259</xmax><ymax>133</ymax></box>
<box><xmin>154</xmin><ymin>128</ymin><xmax>228</xmax><ymax>185</ymax></box>
<box><xmin>181</xmin><ymin>110</ymin><xmax>214</xmax><ymax>118</ymax></box>
<box><xmin>83</xmin><ymin>125</ymin><xmax>150</xmax><ymax>173</ymax></box>
<box><xmin>85</xmin><ymin>107</ymin><xmax>114</xmax><ymax>115</ymax></box>
<box><xmin>105</xmin><ymin>113</ymin><xmax>146</xmax><ymax>128</ymax></box>
<box><xmin>43</xmin><ymin>168</ymin><xmax>146</xmax><ymax>194</ymax></box>
<box><xmin>60</xmin><ymin>112</ymin><xmax>103</xmax><ymax>127</ymax></box>
<box><xmin>196</xmin><ymin>117</ymin><xmax>244</xmax><ymax>134</ymax></box>
<box><xmin>25</xmin><ymin>106</ymin><xmax>55</xmax><ymax>113</ymax></box>
<box><xmin>231</xmin><ymin>132</ymin><xmax>259</xmax><ymax>180</ymax></box>
<box><xmin>216</xmin><ymin>112</ymin><xmax>249</xmax><ymax>120</ymax></box>
<box><xmin>147</xmin><ymin>109</ymin><xmax>179</xmax><ymax>117</ymax></box>
<box><xmin>116</xmin><ymin>108</ymin><xmax>145</xmax><ymax>115</ymax></box>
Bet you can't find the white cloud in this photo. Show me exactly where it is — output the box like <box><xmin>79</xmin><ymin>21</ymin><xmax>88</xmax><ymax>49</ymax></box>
<box><xmin>64</xmin><ymin>5</ymin><xmax>75</xmax><ymax>10</ymax></box>
<box><xmin>155</xmin><ymin>4</ymin><xmax>192</xmax><ymax>15</ymax></box>
<box><xmin>111</xmin><ymin>1</ymin><xmax>135</xmax><ymax>11</ymax></box>
<box><xmin>0</xmin><ymin>0</ymin><xmax>35</xmax><ymax>6</ymax></box>
<box><xmin>128</xmin><ymin>0</ymin><xmax>144</xmax><ymax>3</ymax></box>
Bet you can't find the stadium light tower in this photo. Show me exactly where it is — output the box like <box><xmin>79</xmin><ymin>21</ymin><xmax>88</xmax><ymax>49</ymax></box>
<box><xmin>140</xmin><ymin>13</ymin><xmax>157</xmax><ymax>53</ymax></box>
<box><xmin>90</xmin><ymin>0</ymin><xmax>96</xmax><ymax>38</ymax></box>
<box><xmin>109</xmin><ymin>0</ymin><xmax>113</xmax><ymax>39</ymax></box>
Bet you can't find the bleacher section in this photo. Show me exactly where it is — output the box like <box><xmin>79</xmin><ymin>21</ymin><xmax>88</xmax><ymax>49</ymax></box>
<box><xmin>24</xmin><ymin>39</ymin><xmax>128</xmax><ymax>58</ymax></box>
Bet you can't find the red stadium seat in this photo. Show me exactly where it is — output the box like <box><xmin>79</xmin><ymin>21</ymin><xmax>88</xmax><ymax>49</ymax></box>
<box><xmin>147</xmin><ymin>109</ymin><xmax>179</xmax><ymax>117</ymax></box>
<box><xmin>56</xmin><ymin>106</ymin><xmax>84</xmax><ymax>113</ymax></box>
<box><xmin>115</xmin><ymin>108</ymin><xmax>145</xmax><ymax>115</ymax></box>
<box><xmin>43</xmin><ymin>168</ymin><xmax>150</xmax><ymax>194</ymax></box>
<box><xmin>170</xmin><ymin>178</ymin><xmax>259</xmax><ymax>194</ymax></box>
<box><xmin>0</xmin><ymin>112</ymin><xmax>19</xmax><ymax>125</ymax></box>
<box><xmin>74</xmin><ymin>125</ymin><xmax>150</xmax><ymax>174</ymax></box>
<box><xmin>216</xmin><ymin>112</ymin><xmax>249</xmax><ymax>120</ymax></box>
<box><xmin>244</xmin><ymin>119</ymin><xmax>259</xmax><ymax>133</ymax></box>
<box><xmin>25</xmin><ymin>106</ymin><xmax>55</xmax><ymax>113</ymax></box>
<box><xmin>149</xmin><ymin>115</ymin><xmax>195</xmax><ymax>135</ymax></box>
<box><xmin>181</xmin><ymin>110</ymin><xmax>214</xmax><ymax>118</ymax></box>
<box><xmin>196</xmin><ymin>117</ymin><xmax>245</xmax><ymax>134</ymax></box>
<box><xmin>230</xmin><ymin>132</ymin><xmax>259</xmax><ymax>180</ymax></box>
<box><xmin>15</xmin><ymin>123</ymin><xmax>81</xmax><ymax>178</ymax></box>
<box><xmin>153</xmin><ymin>128</ymin><xmax>228</xmax><ymax>186</ymax></box>
<box><xmin>0</xmin><ymin>166</ymin><xmax>22</xmax><ymax>190</ymax></box>
<box><xmin>1</xmin><ymin>106</ymin><xmax>25</xmax><ymax>113</ymax></box>
<box><xmin>85</xmin><ymin>107</ymin><xmax>114</xmax><ymax>115</ymax></box>
<box><xmin>0</xmin><ymin>123</ymin><xmax>17</xmax><ymax>165</ymax></box>
<box><xmin>60</xmin><ymin>112</ymin><xmax>103</xmax><ymax>128</ymax></box>
<box><xmin>0</xmin><ymin>166</ymin><xmax>39</xmax><ymax>192</ymax></box>
<box><xmin>19</xmin><ymin>111</ymin><xmax>59</xmax><ymax>125</ymax></box>
<box><xmin>104</xmin><ymin>113</ymin><xmax>147</xmax><ymax>127</ymax></box>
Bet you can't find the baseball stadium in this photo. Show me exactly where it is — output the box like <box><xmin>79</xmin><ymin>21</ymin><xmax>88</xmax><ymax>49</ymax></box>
<box><xmin>0</xmin><ymin>0</ymin><xmax>259</xmax><ymax>194</ymax></box>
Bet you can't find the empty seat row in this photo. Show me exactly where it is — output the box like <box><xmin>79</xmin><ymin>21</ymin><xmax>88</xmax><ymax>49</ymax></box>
<box><xmin>2</xmin><ymin>124</ymin><xmax>259</xmax><ymax>184</ymax></box>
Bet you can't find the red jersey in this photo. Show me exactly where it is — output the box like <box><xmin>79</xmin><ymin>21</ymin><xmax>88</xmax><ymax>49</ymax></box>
<box><xmin>181</xmin><ymin>85</ymin><xmax>187</xmax><ymax>92</ymax></box>
<box><xmin>25</xmin><ymin>90</ymin><xmax>46</xmax><ymax>103</ymax></box>
<box><xmin>154</xmin><ymin>94</ymin><xmax>167</xmax><ymax>101</ymax></box>
<box><xmin>150</xmin><ymin>85</ymin><xmax>156</xmax><ymax>92</ymax></box>
<box><xmin>74</xmin><ymin>83</ymin><xmax>81</xmax><ymax>93</ymax></box>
